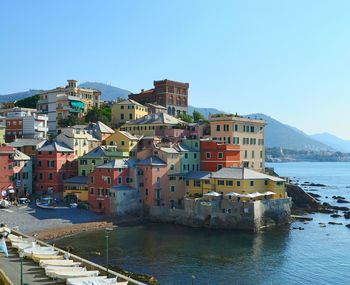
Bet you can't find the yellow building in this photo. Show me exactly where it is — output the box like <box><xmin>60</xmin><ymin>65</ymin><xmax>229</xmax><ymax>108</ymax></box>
<box><xmin>0</xmin><ymin>125</ymin><xmax>5</xmax><ymax>144</ymax></box>
<box><xmin>105</xmin><ymin>130</ymin><xmax>140</xmax><ymax>157</ymax></box>
<box><xmin>209</xmin><ymin>114</ymin><xmax>266</xmax><ymax>171</ymax></box>
<box><xmin>63</xmin><ymin>176</ymin><xmax>88</xmax><ymax>202</ymax></box>
<box><xmin>111</xmin><ymin>99</ymin><xmax>148</xmax><ymax>127</ymax></box>
<box><xmin>186</xmin><ymin>167</ymin><xmax>286</xmax><ymax>200</ymax></box>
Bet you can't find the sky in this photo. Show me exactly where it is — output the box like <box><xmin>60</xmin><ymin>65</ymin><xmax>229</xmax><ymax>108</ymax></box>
<box><xmin>1</xmin><ymin>0</ymin><xmax>350</xmax><ymax>139</ymax></box>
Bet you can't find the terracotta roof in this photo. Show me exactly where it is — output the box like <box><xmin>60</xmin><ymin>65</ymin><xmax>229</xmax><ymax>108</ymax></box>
<box><xmin>211</xmin><ymin>168</ymin><xmax>285</xmax><ymax>182</ymax></box>
<box><xmin>123</xmin><ymin>113</ymin><xmax>186</xmax><ymax>126</ymax></box>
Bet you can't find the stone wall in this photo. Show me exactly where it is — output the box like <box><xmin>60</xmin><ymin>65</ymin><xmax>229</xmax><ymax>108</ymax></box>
<box><xmin>148</xmin><ymin>197</ymin><xmax>291</xmax><ymax>231</ymax></box>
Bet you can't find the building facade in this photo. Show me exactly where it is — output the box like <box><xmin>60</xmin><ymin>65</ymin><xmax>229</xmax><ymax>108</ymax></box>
<box><xmin>0</xmin><ymin>145</ymin><xmax>15</xmax><ymax>194</ymax></box>
<box><xmin>111</xmin><ymin>99</ymin><xmax>148</xmax><ymax>127</ymax></box>
<box><xmin>208</xmin><ymin>114</ymin><xmax>266</xmax><ymax>171</ymax></box>
<box><xmin>13</xmin><ymin>150</ymin><xmax>32</xmax><ymax>196</ymax></box>
<box><xmin>34</xmin><ymin>141</ymin><xmax>77</xmax><ymax>195</ymax></box>
<box><xmin>37</xmin><ymin>80</ymin><xmax>101</xmax><ymax>133</ymax></box>
<box><xmin>129</xmin><ymin>79</ymin><xmax>189</xmax><ymax>116</ymax></box>
<box><xmin>0</xmin><ymin>107</ymin><xmax>48</xmax><ymax>142</ymax></box>
<box><xmin>200</xmin><ymin>140</ymin><xmax>241</xmax><ymax>172</ymax></box>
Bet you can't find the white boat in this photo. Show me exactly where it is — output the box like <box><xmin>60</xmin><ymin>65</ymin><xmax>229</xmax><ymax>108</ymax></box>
<box><xmin>32</xmin><ymin>254</ymin><xmax>64</xmax><ymax>263</ymax></box>
<box><xmin>0</xmin><ymin>200</ymin><xmax>10</xmax><ymax>208</ymax></box>
<box><xmin>45</xmin><ymin>267</ymin><xmax>86</xmax><ymax>277</ymax></box>
<box><xmin>48</xmin><ymin>270</ymin><xmax>100</xmax><ymax>280</ymax></box>
<box><xmin>66</xmin><ymin>276</ymin><xmax>107</xmax><ymax>285</ymax></box>
<box><xmin>11</xmin><ymin>241</ymin><xmax>33</xmax><ymax>250</ymax></box>
<box><xmin>40</xmin><ymin>259</ymin><xmax>81</xmax><ymax>268</ymax></box>
<box><xmin>67</xmin><ymin>277</ymin><xmax>127</xmax><ymax>285</ymax></box>
<box><xmin>22</xmin><ymin>246</ymin><xmax>58</xmax><ymax>258</ymax></box>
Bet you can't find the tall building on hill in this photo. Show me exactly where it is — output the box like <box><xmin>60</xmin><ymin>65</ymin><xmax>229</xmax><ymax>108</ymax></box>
<box><xmin>208</xmin><ymin>114</ymin><xmax>266</xmax><ymax>171</ymax></box>
<box><xmin>37</xmin><ymin>79</ymin><xmax>101</xmax><ymax>133</ymax></box>
<box><xmin>128</xmin><ymin>79</ymin><xmax>189</xmax><ymax>116</ymax></box>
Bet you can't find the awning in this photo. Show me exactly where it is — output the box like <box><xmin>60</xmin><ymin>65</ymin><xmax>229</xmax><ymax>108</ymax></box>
<box><xmin>70</xmin><ymin>101</ymin><xmax>84</xmax><ymax>109</ymax></box>
<box><xmin>204</xmin><ymin>191</ymin><xmax>222</xmax><ymax>197</ymax></box>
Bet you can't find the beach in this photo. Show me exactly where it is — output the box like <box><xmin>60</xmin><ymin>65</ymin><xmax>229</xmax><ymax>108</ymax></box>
<box><xmin>0</xmin><ymin>203</ymin><xmax>110</xmax><ymax>239</ymax></box>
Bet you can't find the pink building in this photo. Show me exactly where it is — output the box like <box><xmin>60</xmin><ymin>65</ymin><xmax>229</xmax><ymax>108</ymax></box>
<box><xmin>87</xmin><ymin>159</ymin><xmax>130</xmax><ymax>214</ymax></box>
<box><xmin>34</xmin><ymin>141</ymin><xmax>77</xmax><ymax>195</ymax></box>
<box><xmin>0</xmin><ymin>145</ymin><xmax>15</xmax><ymax>195</ymax></box>
<box><xmin>136</xmin><ymin>156</ymin><xmax>168</xmax><ymax>212</ymax></box>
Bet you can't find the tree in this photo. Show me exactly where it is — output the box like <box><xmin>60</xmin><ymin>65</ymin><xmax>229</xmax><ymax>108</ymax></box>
<box><xmin>178</xmin><ymin>113</ymin><xmax>193</xmax><ymax>123</ymax></box>
<box><xmin>84</xmin><ymin>107</ymin><xmax>110</xmax><ymax>124</ymax></box>
<box><xmin>58</xmin><ymin>115</ymin><xmax>84</xmax><ymax>128</ymax></box>
<box><xmin>15</xmin><ymin>94</ymin><xmax>40</xmax><ymax>109</ymax></box>
<box><xmin>193</xmin><ymin>110</ymin><xmax>205</xmax><ymax>122</ymax></box>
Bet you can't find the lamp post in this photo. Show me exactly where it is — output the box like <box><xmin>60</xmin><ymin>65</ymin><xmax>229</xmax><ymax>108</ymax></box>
<box><xmin>191</xmin><ymin>275</ymin><xmax>196</xmax><ymax>285</ymax></box>
<box><xmin>19</xmin><ymin>251</ymin><xmax>24</xmax><ymax>285</ymax></box>
<box><xmin>105</xmin><ymin>227</ymin><xmax>113</xmax><ymax>278</ymax></box>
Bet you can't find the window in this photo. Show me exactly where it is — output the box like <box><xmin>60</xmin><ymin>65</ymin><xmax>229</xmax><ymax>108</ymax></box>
<box><xmin>260</xmin><ymin>151</ymin><xmax>263</xmax><ymax>158</ymax></box>
<box><xmin>185</xmin><ymin>153</ymin><xmax>188</xmax><ymax>159</ymax></box>
<box><xmin>226</xmin><ymin>180</ymin><xmax>233</xmax><ymax>186</ymax></box>
<box><xmin>194</xmin><ymin>153</ymin><xmax>197</xmax><ymax>159</ymax></box>
<box><xmin>118</xmin><ymin>177</ymin><xmax>122</xmax><ymax>184</ymax></box>
<box><xmin>264</xmin><ymin>180</ymin><xmax>268</xmax><ymax>186</ymax></box>
<box><xmin>121</xmin><ymin>140</ymin><xmax>125</xmax><ymax>146</ymax></box>
<box><xmin>250</xmin><ymin>181</ymin><xmax>254</xmax><ymax>187</ymax></box>
<box><xmin>217</xmin><ymin>180</ymin><xmax>225</xmax><ymax>185</ymax></box>
<box><xmin>237</xmin><ymin>181</ymin><xmax>241</xmax><ymax>187</ymax></box>
<box><xmin>90</xmin><ymin>187</ymin><xmax>94</xmax><ymax>194</ymax></box>
<box><xmin>250</xmin><ymin>126</ymin><xmax>255</xmax><ymax>133</ymax></box>
<box><xmin>121</xmin><ymin>114</ymin><xmax>124</xmax><ymax>120</ymax></box>
<box><xmin>8</xmin><ymin>165</ymin><xmax>12</xmax><ymax>170</ymax></box>
<box><xmin>90</xmin><ymin>176</ymin><xmax>94</xmax><ymax>183</ymax></box>
<box><xmin>218</xmin><ymin>152</ymin><xmax>223</xmax><ymax>159</ymax></box>
<box><xmin>39</xmin><ymin>173</ymin><xmax>43</xmax><ymax>180</ymax></box>
<box><xmin>216</xmin><ymin>125</ymin><xmax>221</xmax><ymax>131</ymax></box>
<box><xmin>252</xmin><ymin>151</ymin><xmax>255</xmax><ymax>159</ymax></box>
<box><xmin>206</xmin><ymin>152</ymin><xmax>211</xmax><ymax>159</ymax></box>
<box><xmin>234</xmin><ymin>124</ymin><xmax>238</xmax><ymax>131</ymax></box>
<box><xmin>170</xmin><ymin>164</ymin><xmax>174</xmax><ymax>170</ymax></box>
<box><xmin>217</xmin><ymin>164</ymin><xmax>223</xmax><ymax>170</ymax></box>
<box><xmin>107</xmin><ymin>177</ymin><xmax>111</xmax><ymax>185</ymax></box>
<box><xmin>244</xmin><ymin>150</ymin><xmax>248</xmax><ymax>159</ymax></box>
<box><xmin>145</xmin><ymin>188</ymin><xmax>149</xmax><ymax>196</ymax></box>
<box><xmin>129</xmin><ymin>113</ymin><xmax>132</xmax><ymax>120</ymax></box>
<box><xmin>194</xmin><ymin>180</ymin><xmax>201</xmax><ymax>187</ymax></box>
<box><xmin>170</xmin><ymin>186</ymin><xmax>175</xmax><ymax>192</ymax></box>
<box><xmin>48</xmin><ymin>173</ymin><xmax>53</xmax><ymax>180</ymax></box>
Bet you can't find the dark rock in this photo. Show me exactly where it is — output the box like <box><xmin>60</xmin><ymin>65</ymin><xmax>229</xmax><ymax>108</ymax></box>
<box><xmin>346</xmin><ymin>224</ymin><xmax>350</xmax><ymax>228</ymax></box>
<box><xmin>309</xmin><ymin>183</ymin><xmax>326</xmax><ymax>187</ymax></box>
<box><xmin>307</xmin><ymin>192</ymin><xmax>321</xmax><ymax>198</ymax></box>
<box><xmin>287</xmin><ymin>184</ymin><xmax>321</xmax><ymax>211</ymax></box>
<box><xmin>319</xmin><ymin>209</ymin><xmax>336</xmax><ymax>214</ymax></box>
<box><xmin>299</xmin><ymin>227</ymin><xmax>304</xmax><ymax>230</ymax></box>
<box><xmin>323</xmin><ymin>202</ymin><xmax>331</xmax><ymax>207</ymax></box>
<box><xmin>330</xmin><ymin>205</ymin><xmax>349</xmax><ymax>211</ymax></box>
<box><xmin>337</xmin><ymin>199</ymin><xmax>350</xmax><ymax>204</ymax></box>
<box><xmin>344</xmin><ymin>212</ymin><xmax>350</xmax><ymax>219</ymax></box>
<box><xmin>332</xmin><ymin>196</ymin><xmax>346</xmax><ymax>200</ymax></box>
<box><xmin>330</xmin><ymin>214</ymin><xmax>341</xmax><ymax>218</ymax></box>
<box><xmin>328</xmin><ymin>222</ymin><xmax>343</xmax><ymax>225</ymax></box>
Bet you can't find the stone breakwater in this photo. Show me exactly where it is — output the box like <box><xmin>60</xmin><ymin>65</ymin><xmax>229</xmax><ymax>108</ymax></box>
<box><xmin>33</xmin><ymin>221</ymin><xmax>114</xmax><ymax>241</ymax></box>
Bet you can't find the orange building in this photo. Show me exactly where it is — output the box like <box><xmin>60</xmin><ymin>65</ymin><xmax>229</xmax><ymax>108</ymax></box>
<box><xmin>200</xmin><ymin>140</ymin><xmax>240</xmax><ymax>172</ymax></box>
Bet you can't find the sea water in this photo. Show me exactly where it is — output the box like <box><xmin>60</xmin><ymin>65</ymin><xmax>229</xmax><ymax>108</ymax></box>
<box><xmin>56</xmin><ymin>162</ymin><xmax>350</xmax><ymax>285</ymax></box>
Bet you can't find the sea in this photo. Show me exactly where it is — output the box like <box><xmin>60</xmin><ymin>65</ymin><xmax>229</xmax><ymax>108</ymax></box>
<box><xmin>56</xmin><ymin>162</ymin><xmax>350</xmax><ymax>285</ymax></box>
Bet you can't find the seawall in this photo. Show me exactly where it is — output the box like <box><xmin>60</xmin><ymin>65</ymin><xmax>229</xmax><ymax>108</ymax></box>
<box><xmin>147</xmin><ymin>197</ymin><xmax>291</xmax><ymax>232</ymax></box>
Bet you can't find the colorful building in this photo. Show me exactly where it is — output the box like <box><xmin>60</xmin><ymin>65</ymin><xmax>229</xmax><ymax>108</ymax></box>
<box><xmin>78</xmin><ymin>146</ymin><xmax>127</xmax><ymax>176</ymax></box>
<box><xmin>111</xmin><ymin>99</ymin><xmax>148</xmax><ymax>127</ymax></box>
<box><xmin>37</xmin><ymin>79</ymin><xmax>101</xmax><ymax>133</ymax></box>
<box><xmin>0</xmin><ymin>125</ymin><xmax>5</xmax><ymax>144</ymax></box>
<box><xmin>63</xmin><ymin>176</ymin><xmax>88</xmax><ymax>202</ymax></box>
<box><xmin>105</xmin><ymin>130</ymin><xmax>140</xmax><ymax>157</ymax></box>
<box><xmin>136</xmin><ymin>156</ymin><xmax>168</xmax><ymax>210</ymax></box>
<box><xmin>0</xmin><ymin>107</ymin><xmax>48</xmax><ymax>142</ymax></box>
<box><xmin>34</xmin><ymin>141</ymin><xmax>77</xmax><ymax>195</ymax></box>
<box><xmin>87</xmin><ymin>159</ymin><xmax>131</xmax><ymax>213</ymax></box>
<box><xmin>176</xmin><ymin>139</ymin><xmax>201</xmax><ymax>173</ymax></box>
<box><xmin>56</xmin><ymin>127</ymin><xmax>101</xmax><ymax>157</ymax></box>
<box><xmin>129</xmin><ymin>79</ymin><xmax>189</xmax><ymax>116</ymax></box>
<box><xmin>200</xmin><ymin>140</ymin><xmax>240</xmax><ymax>172</ymax></box>
<box><xmin>186</xmin><ymin>167</ymin><xmax>286</xmax><ymax>200</ymax></box>
<box><xmin>208</xmin><ymin>114</ymin><xmax>266</xmax><ymax>171</ymax></box>
<box><xmin>120</xmin><ymin>113</ymin><xmax>189</xmax><ymax>138</ymax></box>
<box><xmin>0</xmin><ymin>145</ymin><xmax>15</xmax><ymax>195</ymax></box>
<box><xmin>145</xmin><ymin>103</ymin><xmax>167</xmax><ymax>114</ymax></box>
<box><xmin>13</xmin><ymin>150</ymin><xmax>32</xmax><ymax>196</ymax></box>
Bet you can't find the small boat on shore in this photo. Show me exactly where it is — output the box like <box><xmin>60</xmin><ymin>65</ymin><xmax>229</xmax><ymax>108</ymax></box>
<box><xmin>40</xmin><ymin>259</ymin><xmax>81</xmax><ymax>268</ymax></box>
<box><xmin>36</xmin><ymin>197</ymin><xmax>76</xmax><ymax>209</ymax></box>
<box><xmin>32</xmin><ymin>254</ymin><xmax>64</xmax><ymax>263</ymax></box>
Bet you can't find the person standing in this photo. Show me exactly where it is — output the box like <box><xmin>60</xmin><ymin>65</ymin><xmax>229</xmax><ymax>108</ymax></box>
<box><xmin>0</xmin><ymin>224</ymin><xmax>10</xmax><ymax>257</ymax></box>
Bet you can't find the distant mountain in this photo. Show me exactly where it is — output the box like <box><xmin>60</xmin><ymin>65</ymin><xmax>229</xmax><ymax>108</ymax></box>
<box><xmin>311</xmin><ymin>133</ymin><xmax>350</xmax><ymax>153</ymax></box>
<box><xmin>79</xmin><ymin>82</ymin><xmax>131</xmax><ymax>101</ymax></box>
<box><xmin>188</xmin><ymin>105</ymin><xmax>223</xmax><ymax>118</ymax></box>
<box><xmin>246</xmin><ymin>113</ymin><xmax>333</xmax><ymax>151</ymax></box>
<box><xmin>0</xmin><ymin>89</ymin><xmax>43</xmax><ymax>102</ymax></box>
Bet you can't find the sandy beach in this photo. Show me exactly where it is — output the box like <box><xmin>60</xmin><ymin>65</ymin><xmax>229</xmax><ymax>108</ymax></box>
<box><xmin>0</xmin><ymin>203</ymin><xmax>111</xmax><ymax>239</ymax></box>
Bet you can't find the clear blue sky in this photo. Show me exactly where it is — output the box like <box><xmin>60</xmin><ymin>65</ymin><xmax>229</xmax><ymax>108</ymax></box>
<box><xmin>1</xmin><ymin>0</ymin><xmax>350</xmax><ymax>139</ymax></box>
